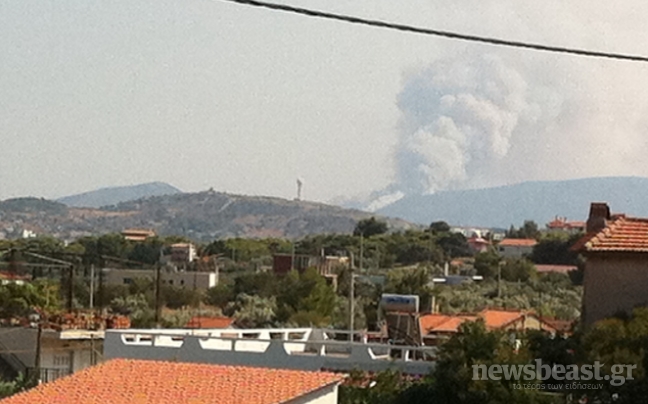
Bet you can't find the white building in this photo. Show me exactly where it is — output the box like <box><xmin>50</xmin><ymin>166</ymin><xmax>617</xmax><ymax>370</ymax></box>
<box><xmin>0</xmin><ymin>327</ymin><xmax>103</xmax><ymax>383</ymax></box>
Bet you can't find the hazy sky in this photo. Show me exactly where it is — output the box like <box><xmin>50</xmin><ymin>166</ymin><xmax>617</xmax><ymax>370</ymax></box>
<box><xmin>2</xmin><ymin>0</ymin><xmax>648</xmax><ymax>204</ymax></box>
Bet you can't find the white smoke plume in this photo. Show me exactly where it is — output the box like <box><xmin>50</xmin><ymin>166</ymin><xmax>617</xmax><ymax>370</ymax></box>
<box><xmin>356</xmin><ymin>46</ymin><xmax>648</xmax><ymax>213</ymax></box>
<box><xmin>394</xmin><ymin>53</ymin><xmax>538</xmax><ymax>195</ymax></box>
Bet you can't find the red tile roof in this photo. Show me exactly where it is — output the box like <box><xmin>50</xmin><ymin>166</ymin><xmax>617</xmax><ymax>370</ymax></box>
<box><xmin>0</xmin><ymin>272</ymin><xmax>31</xmax><ymax>281</ymax></box>
<box><xmin>572</xmin><ymin>216</ymin><xmax>648</xmax><ymax>253</ymax></box>
<box><xmin>547</xmin><ymin>217</ymin><xmax>586</xmax><ymax>230</ymax></box>
<box><xmin>479</xmin><ymin>309</ymin><xmax>526</xmax><ymax>329</ymax></box>
<box><xmin>185</xmin><ymin>316</ymin><xmax>234</xmax><ymax>329</ymax></box>
<box><xmin>1</xmin><ymin>359</ymin><xmax>344</xmax><ymax>404</ymax></box>
<box><xmin>419</xmin><ymin>314</ymin><xmax>476</xmax><ymax>334</ymax></box>
<box><xmin>498</xmin><ymin>238</ymin><xmax>537</xmax><ymax>247</ymax></box>
<box><xmin>420</xmin><ymin>309</ymin><xmax>557</xmax><ymax>335</ymax></box>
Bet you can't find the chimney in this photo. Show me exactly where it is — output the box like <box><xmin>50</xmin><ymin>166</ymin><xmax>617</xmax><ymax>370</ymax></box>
<box><xmin>586</xmin><ymin>202</ymin><xmax>610</xmax><ymax>233</ymax></box>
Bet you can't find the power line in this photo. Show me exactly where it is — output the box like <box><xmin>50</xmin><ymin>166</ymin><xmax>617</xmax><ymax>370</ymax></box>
<box><xmin>217</xmin><ymin>0</ymin><xmax>648</xmax><ymax>63</ymax></box>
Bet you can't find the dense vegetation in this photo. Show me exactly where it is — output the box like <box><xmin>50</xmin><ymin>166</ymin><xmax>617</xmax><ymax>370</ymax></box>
<box><xmin>340</xmin><ymin>307</ymin><xmax>648</xmax><ymax>404</ymax></box>
<box><xmin>0</xmin><ymin>218</ymin><xmax>610</xmax><ymax>402</ymax></box>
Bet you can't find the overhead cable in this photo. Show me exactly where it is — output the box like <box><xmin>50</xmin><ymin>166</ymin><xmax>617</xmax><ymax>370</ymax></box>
<box><xmin>218</xmin><ymin>0</ymin><xmax>648</xmax><ymax>63</ymax></box>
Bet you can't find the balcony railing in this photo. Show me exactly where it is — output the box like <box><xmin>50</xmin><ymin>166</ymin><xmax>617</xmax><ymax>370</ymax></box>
<box><xmin>27</xmin><ymin>367</ymin><xmax>71</xmax><ymax>383</ymax></box>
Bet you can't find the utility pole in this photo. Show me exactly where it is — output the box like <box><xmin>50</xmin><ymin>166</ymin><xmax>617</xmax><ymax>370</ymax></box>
<box><xmin>348</xmin><ymin>252</ymin><xmax>355</xmax><ymax>343</ymax></box>
<box><xmin>67</xmin><ymin>264</ymin><xmax>74</xmax><ymax>313</ymax></box>
<box><xmin>154</xmin><ymin>261</ymin><xmax>161</xmax><ymax>327</ymax></box>
<box><xmin>34</xmin><ymin>322</ymin><xmax>42</xmax><ymax>384</ymax></box>
<box><xmin>359</xmin><ymin>234</ymin><xmax>363</xmax><ymax>274</ymax></box>
<box><xmin>154</xmin><ymin>257</ymin><xmax>162</xmax><ymax>328</ymax></box>
<box><xmin>290</xmin><ymin>243</ymin><xmax>295</xmax><ymax>272</ymax></box>
<box><xmin>89</xmin><ymin>265</ymin><xmax>95</xmax><ymax>310</ymax></box>
<box><xmin>497</xmin><ymin>261</ymin><xmax>503</xmax><ymax>298</ymax></box>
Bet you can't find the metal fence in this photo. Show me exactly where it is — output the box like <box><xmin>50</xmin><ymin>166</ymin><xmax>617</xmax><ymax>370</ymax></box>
<box><xmin>27</xmin><ymin>367</ymin><xmax>71</xmax><ymax>383</ymax></box>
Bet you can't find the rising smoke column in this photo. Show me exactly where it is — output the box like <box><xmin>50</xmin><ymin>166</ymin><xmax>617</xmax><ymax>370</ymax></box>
<box><xmin>393</xmin><ymin>53</ymin><xmax>537</xmax><ymax>196</ymax></box>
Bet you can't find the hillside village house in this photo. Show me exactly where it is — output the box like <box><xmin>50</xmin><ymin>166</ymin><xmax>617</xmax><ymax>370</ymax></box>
<box><xmin>170</xmin><ymin>243</ymin><xmax>197</xmax><ymax>263</ymax></box>
<box><xmin>419</xmin><ymin>309</ymin><xmax>566</xmax><ymax>346</ymax></box>
<box><xmin>0</xmin><ymin>314</ymin><xmax>129</xmax><ymax>383</ymax></box>
<box><xmin>0</xmin><ymin>359</ymin><xmax>346</xmax><ymax>404</ymax></box>
<box><xmin>497</xmin><ymin>238</ymin><xmax>537</xmax><ymax>258</ymax></box>
<box><xmin>120</xmin><ymin>229</ymin><xmax>155</xmax><ymax>242</ymax></box>
<box><xmin>546</xmin><ymin>216</ymin><xmax>586</xmax><ymax>234</ymax></box>
<box><xmin>573</xmin><ymin>202</ymin><xmax>648</xmax><ymax>326</ymax></box>
<box><xmin>104</xmin><ymin>268</ymin><xmax>217</xmax><ymax>290</ymax></box>
<box><xmin>467</xmin><ymin>235</ymin><xmax>490</xmax><ymax>253</ymax></box>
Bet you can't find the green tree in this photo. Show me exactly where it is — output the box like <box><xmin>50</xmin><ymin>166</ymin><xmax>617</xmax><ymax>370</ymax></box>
<box><xmin>474</xmin><ymin>251</ymin><xmax>501</xmax><ymax>278</ymax></box>
<box><xmin>275</xmin><ymin>268</ymin><xmax>337</xmax><ymax>326</ymax></box>
<box><xmin>506</xmin><ymin>221</ymin><xmax>540</xmax><ymax>239</ymax></box>
<box><xmin>109</xmin><ymin>293</ymin><xmax>155</xmax><ymax>328</ymax></box>
<box><xmin>0</xmin><ymin>373</ymin><xmax>36</xmax><ymax>399</ymax></box>
<box><xmin>500</xmin><ymin>258</ymin><xmax>536</xmax><ymax>282</ymax></box>
<box><xmin>384</xmin><ymin>267</ymin><xmax>433</xmax><ymax>311</ymax></box>
<box><xmin>429</xmin><ymin>221</ymin><xmax>451</xmax><ymax>233</ymax></box>
<box><xmin>433</xmin><ymin>321</ymin><xmax>557</xmax><ymax>403</ymax></box>
<box><xmin>354</xmin><ymin>217</ymin><xmax>388</xmax><ymax>237</ymax></box>
<box><xmin>579</xmin><ymin>308</ymin><xmax>648</xmax><ymax>403</ymax></box>
<box><xmin>205</xmin><ymin>283</ymin><xmax>235</xmax><ymax>309</ymax></box>
<box><xmin>436</xmin><ymin>232</ymin><xmax>471</xmax><ymax>258</ymax></box>
<box><xmin>530</xmin><ymin>233</ymin><xmax>582</xmax><ymax>265</ymax></box>
<box><xmin>225</xmin><ymin>293</ymin><xmax>277</xmax><ymax>328</ymax></box>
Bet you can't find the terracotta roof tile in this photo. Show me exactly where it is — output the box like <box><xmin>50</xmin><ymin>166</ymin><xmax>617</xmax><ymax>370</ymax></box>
<box><xmin>498</xmin><ymin>238</ymin><xmax>538</xmax><ymax>247</ymax></box>
<box><xmin>419</xmin><ymin>314</ymin><xmax>451</xmax><ymax>333</ymax></box>
<box><xmin>0</xmin><ymin>359</ymin><xmax>344</xmax><ymax>404</ymax></box>
<box><xmin>573</xmin><ymin>217</ymin><xmax>648</xmax><ymax>253</ymax></box>
<box><xmin>479</xmin><ymin>309</ymin><xmax>526</xmax><ymax>329</ymax></box>
<box><xmin>185</xmin><ymin>316</ymin><xmax>234</xmax><ymax>329</ymax></box>
<box><xmin>419</xmin><ymin>314</ymin><xmax>477</xmax><ymax>334</ymax></box>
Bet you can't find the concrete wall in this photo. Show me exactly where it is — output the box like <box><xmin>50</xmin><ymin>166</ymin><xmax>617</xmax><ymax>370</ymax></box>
<box><xmin>104</xmin><ymin>329</ymin><xmax>435</xmax><ymax>375</ymax></box>
<box><xmin>104</xmin><ymin>269</ymin><xmax>217</xmax><ymax>290</ymax></box>
<box><xmin>583</xmin><ymin>253</ymin><xmax>648</xmax><ymax>326</ymax></box>
<box><xmin>498</xmin><ymin>245</ymin><xmax>534</xmax><ymax>258</ymax></box>
<box><xmin>41</xmin><ymin>338</ymin><xmax>103</xmax><ymax>372</ymax></box>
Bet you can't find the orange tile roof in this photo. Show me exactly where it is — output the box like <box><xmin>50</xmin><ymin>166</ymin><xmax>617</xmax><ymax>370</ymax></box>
<box><xmin>419</xmin><ymin>314</ymin><xmax>477</xmax><ymax>334</ymax></box>
<box><xmin>421</xmin><ymin>309</ymin><xmax>543</xmax><ymax>335</ymax></box>
<box><xmin>432</xmin><ymin>316</ymin><xmax>475</xmax><ymax>333</ymax></box>
<box><xmin>498</xmin><ymin>238</ymin><xmax>537</xmax><ymax>247</ymax></box>
<box><xmin>1</xmin><ymin>359</ymin><xmax>344</xmax><ymax>404</ymax></box>
<box><xmin>185</xmin><ymin>316</ymin><xmax>234</xmax><ymax>329</ymax></box>
<box><xmin>479</xmin><ymin>309</ymin><xmax>526</xmax><ymax>329</ymax></box>
<box><xmin>573</xmin><ymin>217</ymin><xmax>648</xmax><ymax>253</ymax></box>
<box><xmin>419</xmin><ymin>314</ymin><xmax>452</xmax><ymax>333</ymax></box>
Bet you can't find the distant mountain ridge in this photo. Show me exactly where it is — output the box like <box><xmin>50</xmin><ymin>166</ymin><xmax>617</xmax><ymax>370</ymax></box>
<box><xmin>57</xmin><ymin>182</ymin><xmax>182</xmax><ymax>208</ymax></box>
<box><xmin>0</xmin><ymin>190</ymin><xmax>415</xmax><ymax>241</ymax></box>
<box><xmin>375</xmin><ymin>176</ymin><xmax>648</xmax><ymax>227</ymax></box>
